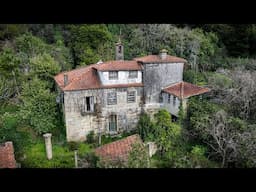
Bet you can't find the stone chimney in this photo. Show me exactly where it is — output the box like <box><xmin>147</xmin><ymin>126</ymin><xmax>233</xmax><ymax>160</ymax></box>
<box><xmin>64</xmin><ymin>73</ymin><xmax>68</xmax><ymax>87</ymax></box>
<box><xmin>43</xmin><ymin>133</ymin><xmax>52</xmax><ymax>160</ymax></box>
<box><xmin>159</xmin><ymin>49</ymin><xmax>168</xmax><ymax>60</ymax></box>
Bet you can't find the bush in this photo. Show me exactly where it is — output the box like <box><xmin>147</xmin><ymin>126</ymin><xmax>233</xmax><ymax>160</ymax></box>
<box><xmin>86</xmin><ymin>131</ymin><xmax>95</xmax><ymax>144</ymax></box>
<box><xmin>78</xmin><ymin>152</ymin><xmax>99</xmax><ymax>168</ymax></box>
<box><xmin>67</xmin><ymin>141</ymin><xmax>79</xmax><ymax>151</ymax></box>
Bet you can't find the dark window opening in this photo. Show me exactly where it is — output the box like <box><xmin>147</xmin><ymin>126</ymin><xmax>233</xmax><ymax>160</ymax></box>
<box><xmin>168</xmin><ymin>94</ymin><xmax>171</xmax><ymax>103</ymax></box>
<box><xmin>118</xmin><ymin>45</ymin><xmax>122</xmax><ymax>53</ymax></box>
<box><xmin>86</xmin><ymin>97</ymin><xmax>90</xmax><ymax>111</ymax></box>
<box><xmin>173</xmin><ymin>96</ymin><xmax>176</xmax><ymax>106</ymax></box>
<box><xmin>83</xmin><ymin>96</ymin><xmax>94</xmax><ymax>113</ymax></box>
<box><xmin>109</xmin><ymin>115</ymin><xmax>117</xmax><ymax>132</ymax></box>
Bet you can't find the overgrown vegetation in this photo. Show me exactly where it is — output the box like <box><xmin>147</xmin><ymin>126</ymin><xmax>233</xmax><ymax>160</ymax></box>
<box><xmin>1</xmin><ymin>24</ymin><xmax>256</xmax><ymax>167</ymax></box>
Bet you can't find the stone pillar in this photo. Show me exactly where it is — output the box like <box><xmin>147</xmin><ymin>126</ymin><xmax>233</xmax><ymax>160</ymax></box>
<box><xmin>43</xmin><ymin>133</ymin><xmax>52</xmax><ymax>160</ymax></box>
<box><xmin>74</xmin><ymin>150</ymin><xmax>78</xmax><ymax>168</ymax></box>
<box><xmin>146</xmin><ymin>142</ymin><xmax>157</xmax><ymax>158</ymax></box>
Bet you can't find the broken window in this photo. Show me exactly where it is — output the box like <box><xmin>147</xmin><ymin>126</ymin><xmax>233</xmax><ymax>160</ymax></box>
<box><xmin>82</xmin><ymin>96</ymin><xmax>94</xmax><ymax>112</ymax></box>
<box><xmin>109</xmin><ymin>71</ymin><xmax>118</xmax><ymax>80</ymax></box>
<box><xmin>107</xmin><ymin>92</ymin><xmax>117</xmax><ymax>105</ymax></box>
<box><xmin>128</xmin><ymin>71</ymin><xmax>138</xmax><ymax>78</ymax></box>
<box><xmin>168</xmin><ymin>94</ymin><xmax>171</xmax><ymax>103</ymax></box>
<box><xmin>127</xmin><ymin>91</ymin><xmax>136</xmax><ymax>103</ymax></box>
<box><xmin>109</xmin><ymin>115</ymin><xmax>117</xmax><ymax>132</ymax></box>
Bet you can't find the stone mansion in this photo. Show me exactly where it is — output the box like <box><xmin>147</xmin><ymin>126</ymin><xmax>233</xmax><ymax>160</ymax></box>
<box><xmin>54</xmin><ymin>40</ymin><xmax>209</xmax><ymax>141</ymax></box>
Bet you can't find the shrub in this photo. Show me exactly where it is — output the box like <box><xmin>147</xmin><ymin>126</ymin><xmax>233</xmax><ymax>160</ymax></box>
<box><xmin>86</xmin><ymin>131</ymin><xmax>95</xmax><ymax>144</ymax></box>
<box><xmin>67</xmin><ymin>141</ymin><xmax>79</xmax><ymax>151</ymax></box>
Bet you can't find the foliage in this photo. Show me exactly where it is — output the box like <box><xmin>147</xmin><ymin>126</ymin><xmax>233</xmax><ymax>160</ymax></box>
<box><xmin>0</xmin><ymin>24</ymin><xmax>28</xmax><ymax>40</ymax></box>
<box><xmin>68</xmin><ymin>24</ymin><xmax>112</xmax><ymax>66</ymax></box>
<box><xmin>67</xmin><ymin>141</ymin><xmax>79</xmax><ymax>151</ymax></box>
<box><xmin>86</xmin><ymin>131</ymin><xmax>95</xmax><ymax>144</ymax></box>
<box><xmin>183</xmin><ymin>69</ymin><xmax>208</xmax><ymax>86</ymax></box>
<box><xmin>29</xmin><ymin>53</ymin><xmax>61</xmax><ymax>86</ymax></box>
<box><xmin>78</xmin><ymin>152</ymin><xmax>99</xmax><ymax>168</ymax></box>
<box><xmin>16</xmin><ymin>33</ymin><xmax>49</xmax><ymax>57</ymax></box>
<box><xmin>0</xmin><ymin>112</ymin><xmax>34</xmax><ymax>157</ymax></box>
<box><xmin>21</xmin><ymin>142</ymin><xmax>74</xmax><ymax>168</ymax></box>
<box><xmin>128</xmin><ymin>142</ymin><xmax>149</xmax><ymax>168</ymax></box>
<box><xmin>137</xmin><ymin>113</ymin><xmax>154</xmax><ymax>141</ymax></box>
<box><xmin>19</xmin><ymin>78</ymin><xmax>58</xmax><ymax>135</ymax></box>
<box><xmin>0</xmin><ymin>48</ymin><xmax>21</xmax><ymax>101</ymax></box>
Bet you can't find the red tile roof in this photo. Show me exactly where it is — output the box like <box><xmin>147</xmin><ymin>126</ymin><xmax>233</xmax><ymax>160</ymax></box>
<box><xmin>54</xmin><ymin>62</ymin><xmax>143</xmax><ymax>91</ymax></box>
<box><xmin>94</xmin><ymin>60</ymin><xmax>142</xmax><ymax>71</ymax></box>
<box><xmin>134</xmin><ymin>55</ymin><xmax>187</xmax><ymax>63</ymax></box>
<box><xmin>0</xmin><ymin>142</ymin><xmax>16</xmax><ymax>168</ymax></box>
<box><xmin>163</xmin><ymin>81</ymin><xmax>210</xmax><ymax>99</ymax></box>
<box><xmin>94</xmin><ymin>134</ymin><xmax>143</xmax><ymax>163</ymax></box>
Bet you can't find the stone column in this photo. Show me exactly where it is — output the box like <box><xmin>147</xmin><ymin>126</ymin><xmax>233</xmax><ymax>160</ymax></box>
<box><xmin>43</xmin><ymin>133</ymin><xmax>52</xmax><ymax>160</ymax></box>
<box><xmin>74</xmin><ymin>150</ymin><xmax>78</xmax><ymax>168</ymax></box>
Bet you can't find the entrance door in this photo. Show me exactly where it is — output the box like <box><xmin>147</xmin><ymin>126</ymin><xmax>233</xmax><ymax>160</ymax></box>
<box><xmin>109</xmin><ymin>115</ymin><xmax>117</xmax><ymax>132</ymax></box>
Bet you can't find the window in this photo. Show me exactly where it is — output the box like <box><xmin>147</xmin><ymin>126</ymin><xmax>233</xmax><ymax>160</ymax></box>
<box><xmin>118</xmin><ymin>45</ymin><xmax>122</xmax><ymax>53</ymax></box>
<box><xmin>82</xmin><ymin>96</ymin><xmax>94</xmax><ymax>112</ymax></box>
<box><xmin>109</xmin><ymin>71</ymin><xmax>118</xmax><ymax>80</ymax></box>
<box><xmin>173</xmin><ymin>96</ymin><xmax>176</xmax><ymax>106</ymax></box>
<box><xmin>159</xmin><ymin>94</ymin><xmax>163</xmax><ymax>103</ymax></box>
<box><xmin>109</xmin><ymin>115</ymin><xmax>117</xmax><ymax>132</ymax></box>
<box><xmin>107</xmin><ymin>92</ymin><xmax>117</xmax><ymax>105</ymax></box>
<box><xmin>168</xmin><ymin>94</ymin><xmax>171</xmax><ymax>103</ymax></box>
<box><xmin>127</xmin><ymin>91</ymin><xmax>136</xmax><ymax>103</ymax></box>
<box><xmin>128</xmin><ymin>71</ymin><xmax>138</xmax><ymax>78</ymax></box>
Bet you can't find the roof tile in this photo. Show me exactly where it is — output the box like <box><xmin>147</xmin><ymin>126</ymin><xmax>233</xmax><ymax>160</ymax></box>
<box><xmin>94</xmin><ymin>134</ymin><xmax>142</xmax><ymax>163</ymax></box>
<box><xmin>163</xmin><ymin>81</ymin><xmax>210</xmax><ymax>99</ymax></box>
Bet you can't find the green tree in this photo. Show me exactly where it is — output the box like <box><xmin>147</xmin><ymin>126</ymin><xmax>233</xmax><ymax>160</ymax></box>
<box><xmin>0</xmin><ymin>48</ymin><xmax>21</xmax><ymax>100</ymax></box>
<box><xmin>68</xmin><ymin>24</ymin><xmax>112</xmax><ymax>66</ymax></box>
<box><xmin>153</xmin><ymin>109</ymin><xmax>181</xmax><ymax>157</ymax></box>
<box><xmin>137</xmin><ymin>113</ymin><xmax>154</xmax><ymax>141</ymax></box>
<box><xmin>19</xmin><ymin>78</ymin><xmax>58</xmax><ymax>135</ymax></box>
<box><xmin>29</xmin><ymin>53</ymin><xmax>61</xmax><ymax>87</ymax></box>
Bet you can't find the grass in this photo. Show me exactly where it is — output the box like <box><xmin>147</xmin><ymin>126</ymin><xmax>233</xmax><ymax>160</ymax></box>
<box><xmin>21</xmin><ymin>141</ymin><xmax>93</xmax><ymax>168</ymax></box>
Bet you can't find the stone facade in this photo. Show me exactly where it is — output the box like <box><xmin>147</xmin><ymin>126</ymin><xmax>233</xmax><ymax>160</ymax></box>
<box><xmin>142</xmin><ymin>62</ymin><xmax>183</xmax><ymax>105</ymax></box>
<box><xmin>63</xmin><ymin>87</ymin><xmax>143</xmax><ymax>141</ymax></box>
<box><xmin>54</xmin><ymin>47</ymin><xmax>209</xmax><ymax>142</ymax></box>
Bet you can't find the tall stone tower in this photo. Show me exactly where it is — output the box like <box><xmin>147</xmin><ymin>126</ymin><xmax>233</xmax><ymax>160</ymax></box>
<box><xmin>115</xmin><ymin>35</ymin><xmax>124</xmax><ymax>60</ymax></box>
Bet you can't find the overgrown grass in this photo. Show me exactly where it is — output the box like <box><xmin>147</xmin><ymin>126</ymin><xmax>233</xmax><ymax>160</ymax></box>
<box><xmin>21</xmin><ymin>141</ymin><xmax>92</xmax><ymax>168</ymax></box>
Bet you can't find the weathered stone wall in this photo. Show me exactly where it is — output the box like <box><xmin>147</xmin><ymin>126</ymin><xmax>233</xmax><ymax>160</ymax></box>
<box><xmin>143</xmin><ymin>63</ymin><xmax>184</xmax><ymax>104</ymax></box>
<box><xmin>161</xmin><ymin>92</ymin><xmax>181</xmax><ymax>116</ymax></box>
<box><xmin>98</xmin><ymin>71</ymin><xmax>142</xmax><ymax>85</ymax></box>
<box><xmin>64</xmin><ymin>87</ymin><xmax>143</xmax><ymax>141</ymax></box>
